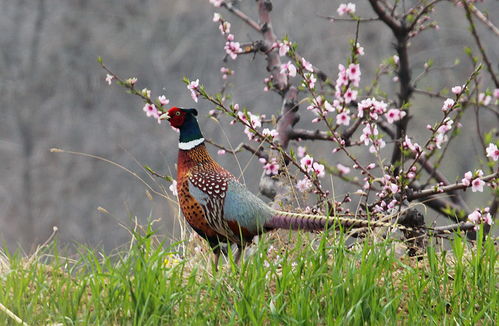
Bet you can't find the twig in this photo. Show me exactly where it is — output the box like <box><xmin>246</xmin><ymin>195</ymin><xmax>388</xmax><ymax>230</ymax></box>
<box><xmin>205</xmin><ymin>138</ymin><xmax>268</xmax><ymax>160</ymax></box>
<box><xmin>222</xmin><ymin>1</ymin><xmax>262</xmax><ymax>32</ymax></box>
<box><xmin>318</xmin><ymin>15</ymin><xmax>380</xmax><ymax>23</ymax></box>
<box><xmin>463</xmin><ymin>1</ymin><xmax>499</xmax><ymax>88</ymax></box>
<box><xmin>407</xmin><ymin>172</ymin><xmax>499</xmax><ymax>201</ymax></box>
<box><xmin>469</xmin><ymin>3</ymin><xmax>499</xmax><ymax>36</ymax></box>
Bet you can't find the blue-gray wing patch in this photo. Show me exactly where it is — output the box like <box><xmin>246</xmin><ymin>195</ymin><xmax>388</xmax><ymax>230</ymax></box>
<box><xmin>223</xmin><ymin>180</ymin><xmax>272</xmax><ymax>233</ymax></box>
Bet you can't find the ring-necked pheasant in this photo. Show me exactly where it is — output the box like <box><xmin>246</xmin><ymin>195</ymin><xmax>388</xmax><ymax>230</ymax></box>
<box><xmin>162</xmin><ymin>106</ymin><xmax>406</xmax><ymax>268</ymax></box>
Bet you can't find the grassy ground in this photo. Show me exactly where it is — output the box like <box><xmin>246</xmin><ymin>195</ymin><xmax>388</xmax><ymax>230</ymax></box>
<box><xmin>0</xmin><ymin>223</ymin><xmax>497</xmax><ymax>325</ymax></box>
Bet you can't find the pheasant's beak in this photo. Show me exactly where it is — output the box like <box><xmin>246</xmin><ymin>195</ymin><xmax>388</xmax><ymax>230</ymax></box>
<box><xmin>159</xmin><ymin>113</ymin><xmax>170</xmax><ymax>121</ymax></box>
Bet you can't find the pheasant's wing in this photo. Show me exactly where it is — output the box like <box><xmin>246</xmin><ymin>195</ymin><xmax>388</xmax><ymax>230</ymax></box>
<box><xmin>188</xmin><ymin>171</ymin><xmax>272</xmax><ymax>242</ymax></box>
<box><xmin>222</xmin><ymin>179</ymin><xmax>272</xmax><ymax>233</ymax></box>
<box><xmin>188</xmin><ymin>170</ymin><xmax>234</xmax><ymax>241</ymax></box>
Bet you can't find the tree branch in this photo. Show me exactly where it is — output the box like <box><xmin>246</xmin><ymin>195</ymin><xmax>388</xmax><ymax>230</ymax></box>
<box><xmin>463</xmin><ymin>1</ymin><xmax>499</xmax><ymax>88</ymax></box>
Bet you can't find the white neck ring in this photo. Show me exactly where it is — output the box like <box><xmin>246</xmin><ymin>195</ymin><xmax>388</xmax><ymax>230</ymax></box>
<box><xmin>179</xmin><ymin>137</ymin><xmax>205</xmax><ymax>150</ymax></box>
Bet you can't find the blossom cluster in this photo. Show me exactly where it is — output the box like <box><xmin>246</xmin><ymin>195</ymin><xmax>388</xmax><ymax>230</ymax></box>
<box><xmin>213</xmin><ymin>12</ymin><xmax>241</xmax><ymax>60</ymax></box>
<box><xmin>371</xmin><ymin>174</ymin><xmax>401</xmax><ymax>213</ymax></box>
<box><xmin>337</xmin><ymin>3</ymin><xmax>356</xmax><ymax>16</ymax></box>
<box><xmin>468</xmin><ymin>207</ymin><xmax>493</xmax><ymax>230</ymax></box>
<box><xmin>486</xmin><ymin>143</ymin><xmax>499</xmax><ymax>161</ymax></box>
<box><xmin>260</xmin><ymin>157</ymin><xmax>280</xmax><ymax>176</ymax></box>
<box><xmin>290</xmin><ymin>153</ymin><xmax>326</xmax><ymax>193</ymax></box>
<box><xmin>461</xmin><ymin>170</ymin><xmax>485</xmax><ymax>192</ymax></box>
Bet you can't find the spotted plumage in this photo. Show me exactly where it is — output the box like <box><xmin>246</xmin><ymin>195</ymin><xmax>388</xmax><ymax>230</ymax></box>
<box><xmin>163</xmin><ymin>106</ymin><xmax>415</xmax><ymax>269</ymax></box>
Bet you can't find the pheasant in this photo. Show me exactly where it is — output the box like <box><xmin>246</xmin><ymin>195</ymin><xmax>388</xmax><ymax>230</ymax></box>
<box><xmin>163</xmin><ymin>106</ymin><xmax>408</xmax><ymax>268</ymax></box>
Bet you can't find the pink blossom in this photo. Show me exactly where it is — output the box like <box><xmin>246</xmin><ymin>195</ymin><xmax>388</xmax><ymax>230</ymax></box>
<box><xmin>357</xmin><ymin>98</ymin><xmax>388</xmax><ymax>120</ymax></box>
<box><xmin>336</xmin><ymin>111</ymin><xmax>351</xmax><ymax>126</ymax></box>
<box><xmin>313</xmin><ymin>162</ymin><xmax>325</xmax><ymax>178</ymax></box>
<box><xmin>105</xmin><ymin>74</ymin><xmax>114</xmax><ymax>85</ymax></box>
<box><xmin>336</xmin><ymin>64</ymin><xmax>349</xmax><ymax>87</ymax></box>
<box><xmin>347</xmin><ymin>63</ymin><xmax>361</xmax><ymax>86</ymax></box>
<box><xmin>360</xmin><ymin>124</ymin><xmax>378</xmax><ymax>145</ymax></box>
<box><xmin>356</xmin><ymin>98</ymin><xmax>372</xmax><ymax>118</ymax></box>
<box><xmin>355</xmin><ymin>43</ymin><xmax>364</xmax><ymax>56</ymax></box>
<box><xmin>478</xmin><ymin>93</ymin><xmax>492</xmax><ymax>105</ymax></box>
<box><xmin>324</xmin><ymin>101</ymin><xmax>335</xmax><ymax>113</ymax></box>
<box><xmin>296</xmin><ymin>178</ymin><xmax>313</xmax><ymax>192</ymax></box>
<box><xmin>461</xmin><ymin>171</ymin><xmax>473</xmax><ymax>186</ymax></box>
<box><xmin>219</xmin><ymin>21</ymin><xmax>231</xmax><ymax>34</ymax></box>
<box><xmin>385</xmin><ymin>108</ymin><xmax>406</xmax><ymax>124</ymax></box>
<box><xmin>264</xmin><ymin>159</ymin><xmax>279</xmax><ymax>176</ymax></box>
<box><xmin>304</xmin><ymin>73</ymin><xmax>316</xmax><ymax>89</ymax></box>
<box><xmin>482</xmin><ymin>211</ymin><xmax>493</xmax><ymax>226</ymax></box>
<box><xmin>297</xmin><ymin>146</ymin><xmax>306</xmax><ymax>158</ymax></box>
<box><xmin>434</xmin><ymin>133</ymin><xmax>448</xmax><ymax>149</ymax></box>
<box><xmin>471</xmin><ymin>178</ymin><xmax>485</xmax><ymax>192</ymax></box>
<box><xmin>209</xmin><ymin>0</ymin><xmax>223</xmax><ymax>7</ymax></box>
<box><xmin>343</xmin><ymin>88</ymin><xmax>358</xmax><ymax>104</ymax></box>
<box><xmin>213</xmin><ymin>13</ymin><xmax>221</xmax><ymax>22</ymax></box>
<box><xmin>437</xmin><ymin>118</ymin><xmax>453</xmax><ymax>134</ymax></box>
<box><xmin>337</xmin><ymin>3</ymin><xmax>356</xmax><ymax>16</ymax></box>
<box><xmin>276</xmin><ymin>40</ymin><xmax>290</xmax><ymax>56</ymax></box>
<box><xmin>388</xmin><ymin>183</ymin><xmax>399</xmax><ymax>193</ymax></box>
<box><xmin>262</xmin><ymin>128</ymin><xmax>279</xmax><ymax>139</ymax></box>
<box><xmin>224</xmin><ymin>34</ymin><xmax>241</xmax><ymax>60</ymax></box>
<box><xmin>238</xmin><ymin>111</ymin><xmax>262</xmax><ymax>139</ymax></box>
<box><xmin>434</xmin><ymin>118</ymin><xmax>453</xmax><ymax>148</ymax></box>
<box><xmin>451</xmin><ymin>85</ymin><xmax>463</xmax><ymax>95</ymax></box>
<box><xmin>301</xmin><ymin>58</ymin><xmax>314</xmax><ymax>72</ymax></box>
<box><xmin>485</xmin><ymin>143</ymin><xmax>499</xmax><ymax>161</ymax></box>
<box><xmin>169</xmin><ymin>180</ymin><xmax>178</xmax><ymax>196</ymax></box>
<box><xmin>158</xmin><ymin>95</ymin><xmax>170</xmax><ymax>106</ymax></box>
<box><xmin>300</xmin><ymin>155</ymin><xmax>314</xmax><ymax>171</ymax></box>
<box><xmin>493</xmin><ymin>88</ymin><xmax>499</xmax><ymax>99</ymax></box>
<box><xmin>441</xmin><ymin>98</ymin><xmax>455</xmax><ymax>112</ymax></box>
<box><xmin>468</xmin><ymin>208</ymin><xmax>493</xmax><ymax>229</ymax></box>
<box><xmin>217</xmin><ymin>149</ymin><xmax>226</xmax><ymax>155</ymax></box>
<box><xmin>468</xmin><ymin>210</ymin><xmax>481</xmax><ymax>224</ymax></box>
<box><xmin>336</xmin><ymin>163</ymin><xmax>350</xmax><ymax>175</ymax></box>
<box><xmin>393</xmin><ymin>55</ymin><xmax>399</xmax><ymax>64</ymax></box>
<box><xmin>220</xmin><ymin>67</ymin><xmax>234</xmax><ymax>79</ymax></box>
<box><xmin>387</xmin><ymin>200</ymin><xmax>398</xmax><ymax>209</ymax></box>
<box><xmin>187</xmin><ymin>79</ymin><xmax>200</xmax><ymax>102</ymax></box>
<box><xmin>403</xmin><ymin>135</ymin><xmax>421</xmax><ymax>153</ymax></box>
<box><xmin>280</xmin><ymin>61</ymin><xmax>297</xmax><ymax>77</ymax></box>
<box><xmin>369</xmin><ymin>138</ymin><xmax>386</xmax><ymax>153</ymax></box>
<box><xmin>143</xmin><ymin>103</ymin><xmax>159</xmax><ymax>118</ymax></box>
<box><xmin>367</xmin><ymin>163</ymin><xmax>376</xmax><ymax>170</ymax></box>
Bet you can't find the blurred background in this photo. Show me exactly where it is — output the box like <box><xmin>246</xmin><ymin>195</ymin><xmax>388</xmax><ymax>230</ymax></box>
<box><xmin>0</xmin><ymin>0</ymin><xmax>497</xmax><ymax>252</ymax></box>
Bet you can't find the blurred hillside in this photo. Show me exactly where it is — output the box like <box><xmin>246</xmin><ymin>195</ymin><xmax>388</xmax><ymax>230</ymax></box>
<box><xmin>0</xmin><ymin>0</ymin><xmax>497</xmax><ymax>251</ymax></box>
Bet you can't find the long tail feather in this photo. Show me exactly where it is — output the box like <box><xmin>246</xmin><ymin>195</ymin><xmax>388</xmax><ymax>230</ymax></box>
<box><xmin>265</xmin><ymin>210</ymin><xmax>417</xmax><ymax>232</ymax></box>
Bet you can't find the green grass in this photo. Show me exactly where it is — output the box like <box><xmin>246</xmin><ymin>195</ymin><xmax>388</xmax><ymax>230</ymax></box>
<box><xmin>0</xmin><ymin>224</ymin><xmax>497</xmax><ymax>325</ymax></box>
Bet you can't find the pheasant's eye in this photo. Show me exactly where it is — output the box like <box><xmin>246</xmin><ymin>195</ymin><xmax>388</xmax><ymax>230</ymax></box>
<box><xmin>175</xmin><ymin>111</ymin><xmax>181</xmax><ymax>116</ymax></box>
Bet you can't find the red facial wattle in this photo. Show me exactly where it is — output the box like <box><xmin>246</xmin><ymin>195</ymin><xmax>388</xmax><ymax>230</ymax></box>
<box><xmin>167</xmin><ymin>107</ymin><xmax>186</xmax><ymax>128</ymax></box>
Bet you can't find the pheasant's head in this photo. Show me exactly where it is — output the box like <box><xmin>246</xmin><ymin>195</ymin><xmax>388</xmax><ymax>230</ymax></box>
<box><xmin>164</xmin><ymin>107</ymin><xmax>199</xmax><ymax>128</ymax></box>
<box><xmin>162</xmin><ymin>107</ymin><xmax>204</xmax><ymax>150</ymax></box>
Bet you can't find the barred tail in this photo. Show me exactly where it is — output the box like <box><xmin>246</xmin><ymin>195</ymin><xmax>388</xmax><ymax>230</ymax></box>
<box><xmin>264</xmin><ymin>210</ymin><xmax>413</xmax><ymax>232</ymax></box>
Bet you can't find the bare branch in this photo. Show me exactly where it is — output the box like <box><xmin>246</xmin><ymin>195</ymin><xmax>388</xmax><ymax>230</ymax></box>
<box><xmin>222</xmin><ymin>1</ymin><xmax>261</xmax><ymax>32</ymax></box>
<box><xmin>469</xmin><ymin>3</ymin><xmax>499</xmax><ymax>36</ymax></box>
<box><xmin>463</xmin><ymin>1</ymin><xmax>499</xmax><ymax>88</ymax></box>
